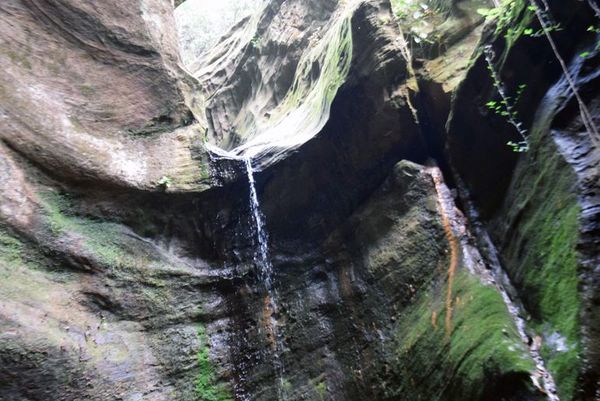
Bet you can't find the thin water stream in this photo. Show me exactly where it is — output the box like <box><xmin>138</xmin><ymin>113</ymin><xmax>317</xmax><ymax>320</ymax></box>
<box><xmin>208</xmin><ymin>143</ymin><xmax>288</xmax><ymax>400</ymax></box>
<box><xmin>243</xmin><ymin>157</ymin><xmax>288</xmax><ymax>401</ymax></box>
<box><xmin>244</xmin><ymin>158</ymin><xmax>275</xmax><ymax>291</ymax></box>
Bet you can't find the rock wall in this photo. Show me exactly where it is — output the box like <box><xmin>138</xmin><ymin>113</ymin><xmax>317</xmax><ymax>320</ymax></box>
<box><xmin>442</xmin><ymin>1</ymin><xmax>600</xmax><ymax>398</ymax></box>
<box><xmin>0</xmin><ymin>0</ymin><xmax>598</xmax><ymax>400</ymax></box>
<box><xmin>0</xmin><ymin>0</ymin><xmax>211</xmax><ymax>192</ymax></box>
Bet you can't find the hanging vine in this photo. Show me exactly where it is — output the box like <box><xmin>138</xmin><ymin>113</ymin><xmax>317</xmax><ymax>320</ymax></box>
<box><xmin>483</xmin><ymin>45</ymin><xmax>530</xmax><ymax>152</ymax></box>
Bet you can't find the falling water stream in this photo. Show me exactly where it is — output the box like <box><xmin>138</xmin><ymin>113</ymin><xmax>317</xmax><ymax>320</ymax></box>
<box><xmin>243</xmin><ymin>156</ymin><xmax>288</xmax><ymax>400</ymax></box>
<box><xmin>215</xmin><ymin>153</ymin><xmax>562</xmax><ymax>401</ymax></box>
<box><xmin>244</xmin><ymin>158</ymin><xmax>275</xmax><ymax>290</ymax></box>
<box><xmin>205</xmin><ymin>141</ymin><xmax>288</xmax><ymax>399</ymax></box>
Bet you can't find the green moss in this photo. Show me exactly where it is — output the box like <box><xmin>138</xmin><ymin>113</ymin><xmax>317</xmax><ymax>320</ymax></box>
<box><xmin>314</xmin><ymin>380</ymin><xmax>327</xmax><ymax>401</ymax></box>
<box><xmin>236</xmin><ymin>7</ymin><xmax>353</xmax><ymax>141</ymax></box>
<box><xmin>281</xmin><ymin>378</ymin><xmax>292</xmax><ymax>392</ymax></box>
<box><xmin>525</xmin><ymin>203</ymin><xmax>579</xmax><ymax>340</ymax></box>
<box><xmin>40</xmin><ymin>191</ymin><xmax>130</xmax><ymax>268</ymax></box>
<box><xmin>0</xmin><ymin>228</ymin><xmax>24</xmax><ymax>264</ymax></box>
<box><xmin>545</xmin><ymin>344</ymin><xmax>579</xmax><ymax>401</ymax></box>
<box><xmin>79</xmin><ymin>85</ymin><xmax>96</xmax><ymax>98</ymax></box>
<box><xmin>388</xmin><ymin>270</ymin><xmax>534</xmax><ymax>401</ymax></box>
<box><xmin>198</xmin><ymin>159</ymin><xmax>211</xmax><ymax>181</ymax></box>
<box><xmin>0</xmin><ymin>229</ymin><xmax>70</xmax><ymax>312</ymax></box>
<box><xmin>291</xmin><ymin>13</ymin><xmax>353</xmax><ymax>112</ymax></box>
<box><xmin>4</xmin><ymin>49</ymin><xmax>32</xmax><ymax>70</ymax></box>
<box><xmin>501</xmin><ymin>129</ymin><xmax>581</xmax><ymax>400</ymax></box>
<box><xmin>195</xmin><ymin>326</ymin><xmax>233</xmax><ymax>401</ymax></box>
<box><xmin>68</xmin><ymin>116</ymin><xmax>85</xmax><ymax>132</ymax></box>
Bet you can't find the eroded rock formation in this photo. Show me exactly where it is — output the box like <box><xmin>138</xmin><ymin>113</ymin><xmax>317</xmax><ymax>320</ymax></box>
<box><xmin>0</xmin><ymin>0</ymin><xmax>598</xmax><ymax>400</ymax></box>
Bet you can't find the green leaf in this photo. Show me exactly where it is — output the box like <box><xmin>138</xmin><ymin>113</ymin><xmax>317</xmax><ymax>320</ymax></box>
<box><xmin>580</xmin><ymin>51</ymin><xmax>591</xmax><ymax>58</ymax></box>
<box><xmin>477</xmin><ymin>8</ymin><xmax>492</xmax><ymax>17</ymax></box>
<box><xmin>157</xmin><ymin>176</ymin><xmax>172</xmax><ymax>188</ymax></box>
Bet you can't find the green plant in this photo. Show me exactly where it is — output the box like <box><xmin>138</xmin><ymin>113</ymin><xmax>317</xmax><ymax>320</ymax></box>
<box><xmin>587</xmin><ymin>25</ymin><xmax>600</xmax><ymax>34</ymax></box>
<box><xmin>477</xmin><ymin>0</ymin><xmax>540</xmax><ymax>46</ymax></box>
<box><xmin>477</xmin><ymin>0</ymin><xmax>521</xmax><ymax>27</ymax></box>
<box><xmin>392</xmin><ymin>0</ymin><xmax>429</xmax><ymax>19</ymax></box>
<box><xmin>315</xmin><ymin>381</ymin><xmax>327</xmax><ymax>401</ymax></box>
<box><xmin>519</xmin><ymin>4</ymin><xmax>563</xmax><ymax>39</ymax></box>
<box><xmin>483</xmin><ymin>46</ymin><xmax>529</xmax><ymax>152</ymax></box>
<box><xmin>579</xmin><ymin>51</ymin><xmax>591</xmax><ymax>58</ymax></box>
<box><xmin>250</xmin><ymin>35</ymin><xmax>261</xmax><ymax>48</ymax></box>
<box><xmin>522</xmin><ymin>22</ymin><xmax>562</xmax><ymax>37</ymax></box>
<box><xmin>196</xmin><ymin>326</ymin><xmax>233</xmax><ymax>401</ymax></box>
<box><xmin>157</xmin><ymin>176</ymin><xmax>172</xmax><ymax>189</ymax></box>
<box><xmin>581</xmin><ymin>25</ymin><xmax>600</xmax><ymax>56</ymax></box>
<box><xmin>378</xmin><ymin>16</ymin><xmax>392</xmax><ymax>25</ymax></box>
<box><xmin>390</xmin><ymin>0</ymin><xmax>434</xmax><ymax>44</ymax></box>
<box><xmin>281</xmin><ymin>378</ymin><xmax>292</xmax><ymax>392</ymax></box>
<box><xmin>477</xmin><ymin>5</ymin><xmax>509</xmax><ymax>20</ymax></box>
<box><xmin>485</xmin><ymin>83</ymin><xmax>527</xmax><ymax>115</ymax></box>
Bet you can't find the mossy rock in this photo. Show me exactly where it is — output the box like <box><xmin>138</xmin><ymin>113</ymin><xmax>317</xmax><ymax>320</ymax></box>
<box><xmin>386</xmin><ymin>270</ymin><xmax>537</xmax><ymax>401</ymax></box>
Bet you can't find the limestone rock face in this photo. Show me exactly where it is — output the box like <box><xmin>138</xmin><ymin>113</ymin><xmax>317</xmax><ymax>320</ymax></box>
<box><xmin>1</xmin><ymin>0</ymin><xmax>599</xmax><ymax>400</ymax></box>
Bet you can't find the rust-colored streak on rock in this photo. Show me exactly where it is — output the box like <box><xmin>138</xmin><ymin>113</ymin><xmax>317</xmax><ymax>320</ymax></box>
<box><xmin>262</xmin><ymin>294</ymin><xmax>277</xmax><ymax>351</ymax></box>
<box><xmin>431</xmin><ymin>310</ymin><xmax>438</xmax><ymax>329</ymax></box>
<box><xmin>428</xmin><ymin>167</ymin><xmax>459</xmax><ymax>338</ymax></box>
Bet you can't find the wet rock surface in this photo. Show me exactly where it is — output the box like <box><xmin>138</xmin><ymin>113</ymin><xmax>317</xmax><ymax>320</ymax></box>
<box><xmin>0</xmin><ymin>0</ymin><xmax>599</xmax><ymax>400</ymax></box>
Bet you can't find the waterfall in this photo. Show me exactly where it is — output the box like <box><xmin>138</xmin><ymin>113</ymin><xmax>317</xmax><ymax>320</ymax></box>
<box><xmin>243</xmin><ymin>157</ymin><xmax>288</xmax><ymax>401</ymax></box>
<box><xmin>244</xmin><ymin>157</ymin><xmax>275</xmax><ymax>291</ymax></box>
<box><xmin>205</xmin><ymin>142</ymin><xmax>288</xmax><ymax>399</ymax></box>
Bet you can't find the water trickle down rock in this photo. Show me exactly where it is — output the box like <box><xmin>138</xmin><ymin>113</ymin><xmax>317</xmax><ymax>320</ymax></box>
<box><xmin>243</xmin><ymin>156</ymin><xmax>288</xmax><ymax>401</ymax></box>
<box><xmin>1</xmin><ymin>0</ymin><xmax>598</xmax><ymax>399</ymax></box>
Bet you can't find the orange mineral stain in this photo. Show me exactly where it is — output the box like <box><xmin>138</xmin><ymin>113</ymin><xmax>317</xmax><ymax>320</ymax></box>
<box><xmin>262</xmin><ymin>294</ymin><xmax>277</xmax><ymax>351</ymax></box>
<box><xmin>428</xmin><ymin>167</ymin><xmax>459</xmax><ymax>338</ymax></box>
